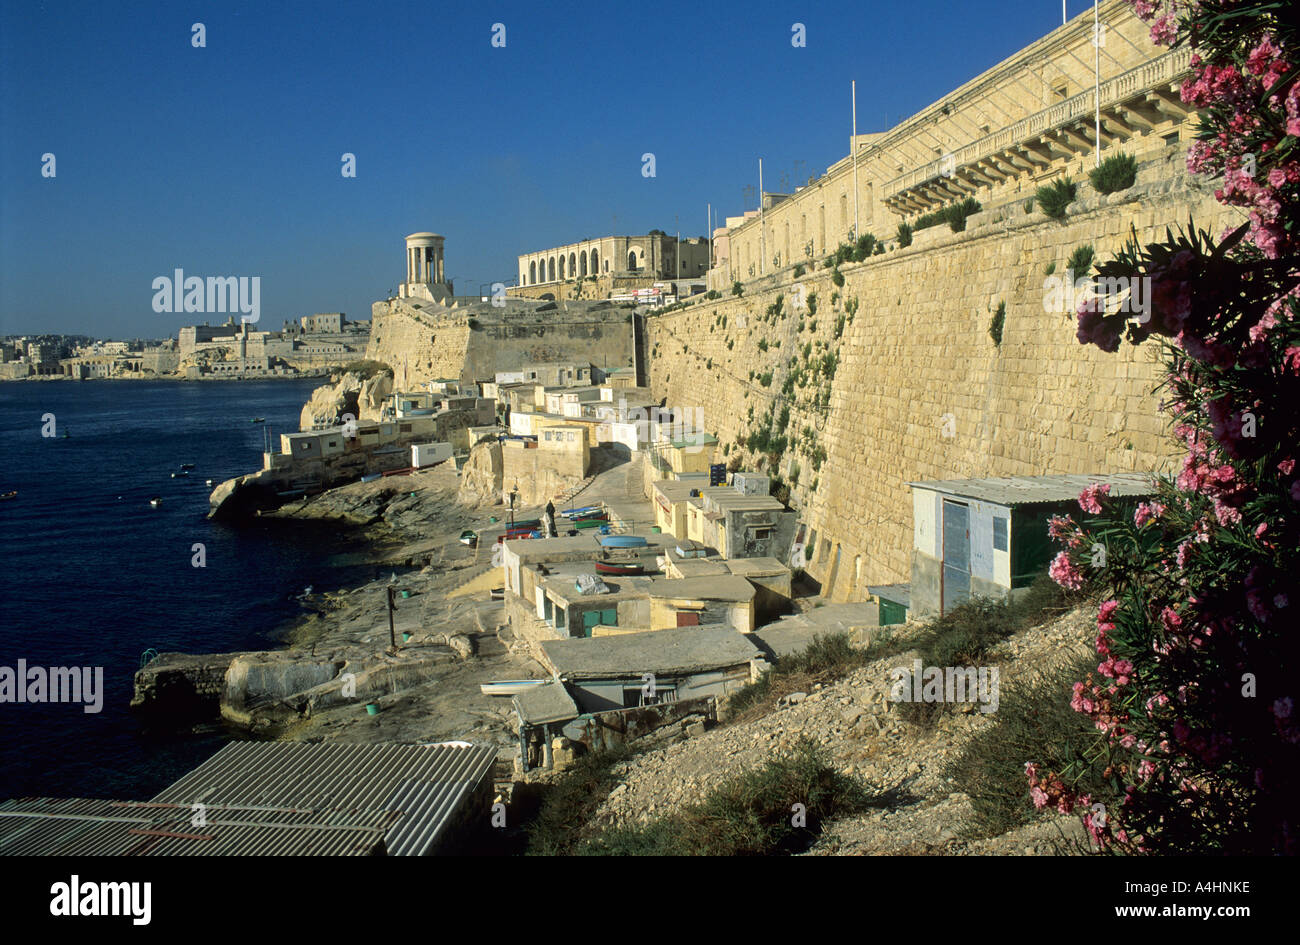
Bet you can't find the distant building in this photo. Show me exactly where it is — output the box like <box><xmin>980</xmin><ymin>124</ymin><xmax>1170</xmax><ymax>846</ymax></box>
<box><xmin>518</xmin><ymin>233</ymin><xmax>710</xmax><ymax>288</ymax></box>
<box><xmin>300</xmin><ymin>312</ymin><xmax>345</xmax><ymax>333</ymax></box>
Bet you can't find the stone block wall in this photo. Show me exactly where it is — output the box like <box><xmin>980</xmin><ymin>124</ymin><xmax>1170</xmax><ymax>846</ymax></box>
<box><xmin>645</xmin><ymin>163</ymin><xmax>1237</xmax><ymax>601</ymax></box>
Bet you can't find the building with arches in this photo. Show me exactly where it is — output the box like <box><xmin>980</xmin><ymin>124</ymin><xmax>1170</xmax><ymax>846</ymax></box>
<box><xmin>514</xmin><ymin>233</ymin><xmax>711</xmax><ymax>299</ymax></box>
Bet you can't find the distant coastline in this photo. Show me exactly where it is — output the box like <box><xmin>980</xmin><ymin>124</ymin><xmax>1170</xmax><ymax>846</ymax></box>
<box><xmin>0</xmin><ymin>369</ymin><xmax>336</xmax><ymax>383</ymax></box>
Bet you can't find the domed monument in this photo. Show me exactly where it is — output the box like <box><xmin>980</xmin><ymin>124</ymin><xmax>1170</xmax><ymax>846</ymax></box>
<box><xmin>399</xmin><ymin>231</ymin><xmax>452</xmax><ymax>303</ymax></box>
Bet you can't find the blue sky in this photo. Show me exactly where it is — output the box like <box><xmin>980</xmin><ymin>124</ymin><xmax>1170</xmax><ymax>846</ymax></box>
<box><xmin>1</xmin><ymin>0</ymin><xmax>1100</xmax><ymax>338</ymax></box>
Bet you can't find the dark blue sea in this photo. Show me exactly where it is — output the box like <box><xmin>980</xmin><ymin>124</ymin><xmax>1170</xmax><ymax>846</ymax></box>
<box><xmin>0</xmin><ymin>378</ymin><xmax>371</xmax><ymax>801</ymax></box>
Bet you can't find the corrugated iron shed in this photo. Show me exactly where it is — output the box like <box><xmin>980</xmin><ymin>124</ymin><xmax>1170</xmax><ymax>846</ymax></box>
<box><xmin>0</xmin><ymin>797</ymin><xmax>391</xmax><ymax>856</ymax></box>
<box><xmin>907</xmin><ymin>473</ymin><xmax>1155</xmax><ymax>507</ymax></box>
<box><xmin>0</xmin><ymin>742</ymin><xmax>497</xmax><ymax>856</ymax></box>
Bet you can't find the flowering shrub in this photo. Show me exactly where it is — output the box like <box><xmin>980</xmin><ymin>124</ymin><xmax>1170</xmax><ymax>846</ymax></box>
<box><xmin>1029</xmin><ymin>1</ymin><xmax>1300</xmax><ymax>854</ymax></box>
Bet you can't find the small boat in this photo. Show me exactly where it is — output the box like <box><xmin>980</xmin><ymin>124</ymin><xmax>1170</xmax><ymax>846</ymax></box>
<box><xmin>205</xmin><ymin>479</ymin><xmax>214</xmax><ymax>487</ymax></box>
<box><xmin>561</xmin><ymin>505</ymin><xmax>601</xmax><ymax>518</ymax></box>
<box><xmin>0</xmin><ymin>491</ymin><xmax>17</xmax><ymax>501</ymax></box>
<box><xmin>570</xmin><ymin>510</ymin><xmax>608</xmax><ymax>522</ymax></box>
<box><xmin>251</xmin><ymin>417</ymin><xmax>265</xmax><ymax>423</ymax></box>
<box><xmin>600</xmin><ymin>534</ymin><xmax>648</xmax><ymax>549</ymax></box>
<box><xmin>149</xmin><ymin>496</ymin><xmax>162</xmax><ymax>508</ymax></box>
<box><xmin>459</xmin><ymin>530</ymin><xmax>479</xmax><ymax>545</ymax></box>
<box><xmin>595</xmin><ymin>560</ymin><xmax>643</xmax><ymax>576</ymax></box>
<box><xmin>179</xmin><ymin>463</ymin><xmax>195</xmax><ymax>471</ymax></box>
<box><xmin>170</xmin><ymin>471</ymin><xmax>189</xmax><ymax>478</ymax></box>
<box><xmin>573</xmin><ymin>518</ymin><xmax>606</xmax><ymax>530</ymax></box>
<box><xmin>360</xmin><ymin>473</ymin><xmax>382</xmax><ymax>483</ymax></box>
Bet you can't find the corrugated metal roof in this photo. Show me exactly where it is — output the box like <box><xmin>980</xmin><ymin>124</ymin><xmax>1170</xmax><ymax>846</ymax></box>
<box><xmin>153</xmin><ymin>742</ymin><xmax>496</xmax><ymax>856</ymax></box>
<box><xmin>0</xmin><ymin>742</ymin><xmax>497</xmax><ymax>856</ymax></box>
<box><xmin>907</xmin><ymin>473</ymin><xmax>1155</xmax><ymax>507</ymax></box>
<box><xmin>0</xmin><ymin>797</ymin><xmax>391</xmax><ymax>856</ymax></box>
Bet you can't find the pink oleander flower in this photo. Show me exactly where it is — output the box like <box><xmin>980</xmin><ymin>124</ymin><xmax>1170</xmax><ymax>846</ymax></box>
<box><xmin>1150</xmin><ymin>13</ymin><xmax>1177</xmax><ymax>46</ymax></box>
<box><xmin>1098</xmin><ymin>599</ymin><xmax>1119</xmax><ymax>624</ymax></box>
<box><xmin>1049</xmin><ymin>551</ymin><xmax>1085</xmax><ymax>590</ymax></box>
<box><xmin>1078</xmin><ymin>482</ymin><xmax>1111</xmax><ymax>514</ymax></box>
<box><xmin>1134</xmin><ymin>500</ymin><xmax>1166</xmax><ymax>527</ymax></box>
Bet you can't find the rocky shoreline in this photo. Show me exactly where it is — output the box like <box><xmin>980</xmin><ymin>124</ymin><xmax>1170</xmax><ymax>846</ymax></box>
<box><xmin>134</xmin><ymin>460</ymin><xmax>547</xmax><ymax>763</ymax></box>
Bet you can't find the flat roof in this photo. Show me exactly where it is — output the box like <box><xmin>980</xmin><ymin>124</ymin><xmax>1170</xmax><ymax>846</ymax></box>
<box><xmin>668</xmin><ymin>434</ymin><xmax>718</xmax><ymax>449</ymax></box>
<box><xmin>539</xmin><ymin>625</ymin><xmax>762</xmax><ymax>679</ymax></box>
<box><xmin>907</xmin><ymin>473</ymin><xmax>1155</xmax><ymax>507</ymax></box>
<box><xmin>725</xmin><ymin>557</ymin><xmax>791</xmax><ymax>578</ymax></box>
<box><xmin>868</xmin><ymin>583</ymin><xmax>912</xmax><ymax>608</ymax></box>
<box><xmin>648</xmin><ymin>574</ymin><xmax>756</xmax><ymax>603</ymax></box>
<box><xmin>669</xmin><ymin>559</ymin><xmax>730</xmax><ymax>578</ymax></box>
<box><xmin>513</xmin><ymin>680</ymin><xmax>580</xmax><ymax>725</ymax></box>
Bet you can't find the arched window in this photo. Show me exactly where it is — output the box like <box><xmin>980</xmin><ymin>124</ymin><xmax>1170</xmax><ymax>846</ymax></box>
<box><xmin>590</xmin><ymin>249</ymin><xmax>598</xmax><ymax>274</ymax></box>
<box><xmin>529</xmin><ymin>261</ymin><xmax>536</xmax><ymax>284</ymax></box>
<box><xmin>580</xmin><ymin>252</ymin><xmax>588</xmax><ymax>276</ymax></box>
<box><xmin>628</xmin><ymin>251</ymin><xmax>637</xmax><ymax>271</ymax></box>
<box><xmin>569</xmin><ymin>253</ymin><xmax>577</xmax><ymax>276</ymax></box>
<box><xmin>559</xmin><ymin>256</ymin><xmax>566</xmax><ymax>279</ymax></box>
<box><xmin>548</xmin><ymin>257</ymin><xmax>556</xmax><ymax>281</ymax></box>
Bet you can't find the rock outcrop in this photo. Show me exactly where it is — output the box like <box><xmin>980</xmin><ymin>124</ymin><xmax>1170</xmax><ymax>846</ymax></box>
<box><xmin>299</xmin><ymin>370</ymin><xmax>393</xmax><ymax>431</ymax></box>
<box><xmin>458</xmin><ymin>439</ymin><xmax>503</xmax><ymax>506</ymax></box>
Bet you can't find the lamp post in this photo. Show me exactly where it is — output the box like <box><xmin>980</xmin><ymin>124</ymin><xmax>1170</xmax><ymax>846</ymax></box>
<box><xmin>509</xmin><ymin>486</ymin><xmax>518</xmax><ymax>528</ymax></box>
<box><xmin>386</xmin><ymin>581</ymin><xmax>399</xmax><ymax>653</ymax></box>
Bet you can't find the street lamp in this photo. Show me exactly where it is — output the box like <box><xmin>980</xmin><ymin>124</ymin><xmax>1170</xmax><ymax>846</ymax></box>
<box><xmin>508</xmin><ymin>486</ymin><xmax>519</xmax><ymax>528</ymax></box>
<box><xmin>386</xmin><ymin>580</ymin><xmax>400</xmax><ymax>653</ymax></box>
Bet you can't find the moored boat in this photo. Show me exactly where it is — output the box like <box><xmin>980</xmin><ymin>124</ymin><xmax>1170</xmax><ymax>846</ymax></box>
<box><xmin>595</xmin><ymin>560</ymin><xmax>644</xmax><ymax>576</ymax></box>
<box><xmin>599</xmin><ymin>534</ymin><xmax>648</xmax><ymax>548</ymax></box>
<box><xmin>0</xmin><ymin>490</ymin><xmax>17</xmax><ymax>501</ymax></box>
<box><xmin>459</xmin><ymin>530</ymin><xmax>478</xmax><ymax>545</ymax></box>
<box><xmin>149</xmin><ymin>496</ymin><xmax>162</xmax><ymax>508</ymax></box>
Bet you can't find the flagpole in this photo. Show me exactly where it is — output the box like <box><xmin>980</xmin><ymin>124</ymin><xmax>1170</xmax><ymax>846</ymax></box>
<box><xmin>852</xmin><ymin>80</ymin><xmax>860</xmax><ymax>240</ymax></box>
<box><xmin>759</xmin><ymin>158</ymin><xmax>766</xmax><ymax>275</ymax></box>
<box><xmin>1094</xmin><ymin>0</ymin><xmax>1102</xmax><ymax>167</ymax></box>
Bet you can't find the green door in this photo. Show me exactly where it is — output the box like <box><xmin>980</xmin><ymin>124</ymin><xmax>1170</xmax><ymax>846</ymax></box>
<box><xmin>600</xmin><ymin>608</ymin><xmax>618</xmax><ymax>627</ymax></box>
<box><xmin>581</xmin><ymin>610</ymin><xmax>600</xmax><ymax>638</ymax></box>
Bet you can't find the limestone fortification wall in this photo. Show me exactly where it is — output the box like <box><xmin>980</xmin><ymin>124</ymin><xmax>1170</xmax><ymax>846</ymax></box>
<box><xmin>369</xmin><ymin>298</ymin><xmax>474</xmax><ymax>386</ymax></box>
<box><xmin>646</xmin><ymin>161</ymin><xmax>1240</xmax><ymax>602</ymax></box>
<box><xmin>368</xmin><ymin>297</ymin><xmax>635</xmax><ymax>389</ymax></box>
